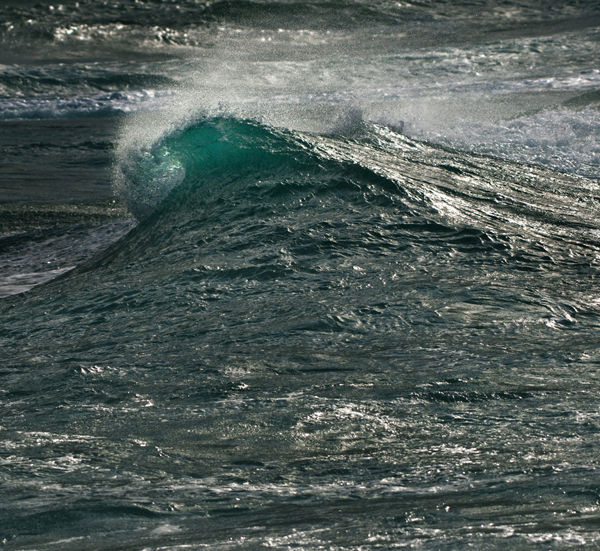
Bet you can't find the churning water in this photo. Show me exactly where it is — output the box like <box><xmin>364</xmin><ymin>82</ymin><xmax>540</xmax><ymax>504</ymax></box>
<box><xmin>1</xmin><ymin>1</ymin><xmax>600</xmax><ymax>549</ymax></box>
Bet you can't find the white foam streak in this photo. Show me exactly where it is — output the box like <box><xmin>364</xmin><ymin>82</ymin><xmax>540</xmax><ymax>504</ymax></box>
<box><xmin>0</xmin><ymin>89</ymin><xmax>173</xmax><ymax>120</ymax></box>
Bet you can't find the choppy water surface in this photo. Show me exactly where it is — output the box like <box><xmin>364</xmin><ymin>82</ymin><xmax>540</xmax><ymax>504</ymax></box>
<box><xmin>1</xmin><ymin>1</ymin><xmax>600</xmax><ymax>549</ymax></box>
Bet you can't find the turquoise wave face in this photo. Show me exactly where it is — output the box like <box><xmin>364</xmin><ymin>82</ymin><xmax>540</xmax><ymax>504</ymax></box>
<box><xmin>115</xmin><ymin>117</ymin><xmax>391</xmax><ymax>221</ymax></box>
<box><xmin>116</xmin><ymin>118</ymin><xmax>302</xmax><ymax>220</ymax></box>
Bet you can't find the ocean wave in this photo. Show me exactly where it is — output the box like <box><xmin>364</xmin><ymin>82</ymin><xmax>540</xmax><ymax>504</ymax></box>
<box><xmin>114</xmin><ymin>116</ymin><xmax>600</xmax><ymax>253</ymax></box>
<box><xmin>5</xmin><ymin>117</ymin><xmax>598</xmax><ymax>365</ymax></box>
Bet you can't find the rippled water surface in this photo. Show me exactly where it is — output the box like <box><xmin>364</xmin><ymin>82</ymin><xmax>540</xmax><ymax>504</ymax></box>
<box><xmin>1</xmin><ymin>1</ymin><xmax>600</xmax><ymax>549</ymax></box>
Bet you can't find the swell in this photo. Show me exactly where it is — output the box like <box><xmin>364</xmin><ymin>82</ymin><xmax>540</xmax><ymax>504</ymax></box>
<box><xmin>3</xmin><ymin>114</ymin><xmax>597</xmax><ymax>309</ymax></box>
<box><xmin>47</xmin><ymin>115</ymin><xmax>596</xmax><ymax>291</ymax></box>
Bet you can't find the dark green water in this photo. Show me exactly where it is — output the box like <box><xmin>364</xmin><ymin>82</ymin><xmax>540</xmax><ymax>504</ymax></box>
<box><xmin>3</xmin><ymin>118</ymin><xmax>600</xmax><ymax>549</ymax></box>
<box><xmin>2</xmin><ymin>1</ymin><xmax>600</xmax><ymax>549</ymax></box>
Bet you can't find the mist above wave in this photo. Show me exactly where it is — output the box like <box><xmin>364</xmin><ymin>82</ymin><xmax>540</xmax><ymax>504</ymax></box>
<box><xmin>2</xmin><ymin>0</ymin><xmax>597</xmax><ymax>201</ymax></box>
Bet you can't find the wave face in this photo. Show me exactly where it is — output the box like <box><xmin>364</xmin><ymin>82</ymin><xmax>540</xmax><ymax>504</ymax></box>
<box><xmin>3</xmin><ymin>116</ymin><xmax>600</xmax><ymax>549</ymax></box>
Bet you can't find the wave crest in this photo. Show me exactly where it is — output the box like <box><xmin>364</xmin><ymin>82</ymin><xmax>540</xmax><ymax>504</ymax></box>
<box><xmin>114</xmin><ymin>117</ymin><xmax>311</xmax><ymax>220</ymax></box>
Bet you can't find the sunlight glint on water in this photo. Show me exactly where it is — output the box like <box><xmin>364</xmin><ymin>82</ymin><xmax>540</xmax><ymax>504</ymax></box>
<box><xmin>1</xmin><ymin>1</ymin><xmax>600</xmax><ymax>550</ymax></box>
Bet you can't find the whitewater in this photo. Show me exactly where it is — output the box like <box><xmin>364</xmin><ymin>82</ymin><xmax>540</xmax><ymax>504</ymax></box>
<box><xmin>1</xmin><ymin>1</ymin><xmax>600</xmax><ymax>549</ymax></box>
